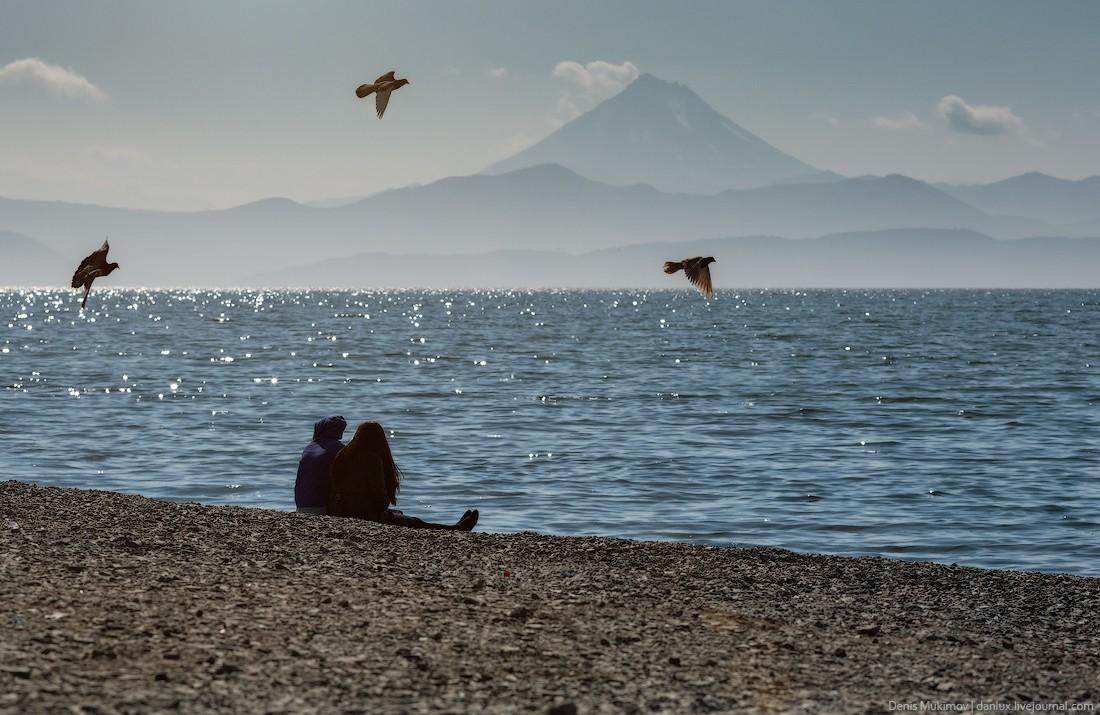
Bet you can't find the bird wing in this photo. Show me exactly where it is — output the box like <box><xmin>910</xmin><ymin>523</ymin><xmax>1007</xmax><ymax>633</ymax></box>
<box><xmin>375</xmin><ymin>89</ymin><xmax>392</xmax><ymax>118</ymax></box>
<box><xmin>355</xmin><ymin>83</ymin><xmax>374</xmax><ymax>98</ymax></box>
<box><xmin>684</xmin><ymin>261</ymin><xmax>713</xmax><ymax>299</ymax></box>
<box><xmin>71</xmin><ymin>240</ymin><xmax>109</xmax><ymax>287</ymax></box>
<box><xmin>374</xmin><ymin>70</ymin><xmax>396</xmax><ymax>83</ymax></box>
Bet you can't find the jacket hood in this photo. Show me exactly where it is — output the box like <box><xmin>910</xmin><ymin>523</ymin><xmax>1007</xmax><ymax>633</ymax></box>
<box><xmin>313</xmin><ymin>415</ymin><xmax>348</xmax><ymax>441</ymax></box>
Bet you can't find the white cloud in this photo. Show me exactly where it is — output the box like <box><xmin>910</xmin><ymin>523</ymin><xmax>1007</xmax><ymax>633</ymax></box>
<box><xmin>554</xmin><ymin>93</ymin><xmax>583</xmax><ymax>123</ymax></box>
<box><xmin>0</xmin><ymin>57</ymin><xmax>105</xmax><ymax>100</ymax></box>
<box><xmin>810</xmin><ymin>111</ymin><xmax>840</xmax><ymax>127</ymax></box>
<box><xmin>552</xmin><ymin>60</ymin><xmax>639</xmax><ymax>93</ymax></box>
<box><xmin>937</xmin><ymin>95</ymin><xmax>1023</xmax><ymax>135</ymax></box>
<box><xmin>550</xmin><ymin>60</ymin><xmax>639</xmax><ymax>122</ymax></box>
<box><xmin>497</xmin><ymin>133</ymin><xmax>537</xmax><ymax>156</ymax></box>
<box><xmin>870</xmin><ymin>111</ymin><xmax>924</xmax><ymax>130</ymax></box>
<box><xmin>488</xmin><ymin>67</ymin><xmax>507</xmax><ymax>79</ymax></box>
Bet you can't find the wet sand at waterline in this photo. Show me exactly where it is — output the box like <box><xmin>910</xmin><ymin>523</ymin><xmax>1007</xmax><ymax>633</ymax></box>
<box><xmin>1</xmin><ymin>480</ymin><xmax>1098</xmax><ymax>713</ymax></box>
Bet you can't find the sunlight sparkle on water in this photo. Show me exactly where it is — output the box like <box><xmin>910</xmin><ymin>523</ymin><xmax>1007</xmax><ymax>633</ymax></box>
<box><xmin>2</xmin><ymin>288</ymin><xmax>1099</xmax><ymax>575</ymax></box>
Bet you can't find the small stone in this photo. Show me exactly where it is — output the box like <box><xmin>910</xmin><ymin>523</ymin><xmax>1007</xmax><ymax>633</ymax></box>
<box><xmin>154</xmin><ymin>672</ymin><xmax>169</xmax><ymax>682</ymax></box>
<box><xmin>854</xmin><ymin>624</ymin><xmax>880</xmax><ymax>637</ymax></box>
<box><xmin>548</xmin><ymin>703</ymin><xmax>577</xmax><ymax>715</ymax></box>
<box><xmin>0</xmin><ymin>666</ymin><xmax>30</xmax><ymax>679</ymax></box>
<box><xmin>668</xmin><ymin>656</ymin><xmax>681</xmax><ymax>666</ymax></box>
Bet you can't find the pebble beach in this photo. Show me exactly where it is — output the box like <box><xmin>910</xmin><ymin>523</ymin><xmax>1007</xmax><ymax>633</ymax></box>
<box><xmin>2</xmin><ymin>480</ymin><xmax>1098</xmax><ymax>714</ymax></box>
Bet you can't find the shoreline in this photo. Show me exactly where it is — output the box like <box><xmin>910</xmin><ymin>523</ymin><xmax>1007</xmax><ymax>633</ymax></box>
<box><xmin>2</xmin><ymin>480</ymin><xmax>1098</xmax><ymax>713</ymax></box>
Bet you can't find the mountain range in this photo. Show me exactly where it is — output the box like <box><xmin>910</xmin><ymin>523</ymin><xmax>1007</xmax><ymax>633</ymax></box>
<box><xmin>0</xmin><ymin>230</ymin><xmax>68</xmax><ymax>285</ymax></box>
<box><xmin>1</xmin><ymin>73</ymin><xmax>1097</xmax><ymax>287</ymax></box>
<box><xmin>1</xmin><ymin>164</ymin><xmax>1083</xmax><ymax>285</ymax></box>
<box><xmin>942</xmin><ymin>172</ymin><xmax>1100</xmax><ymax>227</ymax></box>
<box><xmin>252</xmin><ymin>230</ymin><xmax>1100</xmax><ymax>289</ymax></box>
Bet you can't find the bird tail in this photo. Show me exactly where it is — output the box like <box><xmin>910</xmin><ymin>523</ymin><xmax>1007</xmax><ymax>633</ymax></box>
<box><xmin>355</xmin><ymin>83</ymin><xmax>376</xmax><ymax>98</ymax></box>
<box><xmin>663</xmin><ymin>261</ymin><xmax>683</xmax><ymax>275</ymax></box>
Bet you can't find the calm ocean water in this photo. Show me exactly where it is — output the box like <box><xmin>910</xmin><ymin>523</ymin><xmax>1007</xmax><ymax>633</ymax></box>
<box><xmin>2</xmin><ymin>288</ymin><xmax>1098</xmax><ymax>575</ymax></box>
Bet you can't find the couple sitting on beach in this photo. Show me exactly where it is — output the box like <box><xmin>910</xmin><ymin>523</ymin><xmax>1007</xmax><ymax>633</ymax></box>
<box><xmin>294</xmin><ymin>416</ymin><xmax>479</xmax><ymax>531</ymax></box>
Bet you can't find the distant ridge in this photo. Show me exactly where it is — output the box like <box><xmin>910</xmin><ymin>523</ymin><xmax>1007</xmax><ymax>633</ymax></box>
<box><xmin>251</xmin><ymin>229</ymin><xmax>1100</xmax><ymax>289</ymax></box>
<box><xmin>943</xmin><ymin>172</ymin><xmax>1100</xmax><ymax>226</ymax></box>
<box><xmin>0</xmin><ymin>230</ymin><xmax>68</xmax><ymax>285</ymax></box>
<box><xmin>0</xmin><ymin>166</ymin><xmax>1066</xmax><ymax>285</ymax></box>
<box><xmin>485</xmin><ymin>74</ymin><xmax>821</xmax><ymax>193</ymax></box>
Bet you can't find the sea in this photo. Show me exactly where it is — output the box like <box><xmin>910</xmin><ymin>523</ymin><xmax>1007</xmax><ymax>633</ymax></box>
<box><xmin>2</xmin><ymin>288</ymin><xmax>1098</xmax><ymax>576</ymax></box>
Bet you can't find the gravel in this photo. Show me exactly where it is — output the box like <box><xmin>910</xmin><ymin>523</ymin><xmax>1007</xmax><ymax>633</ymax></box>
<box><xmin>2</xmin><ymin>480</ymin><xmax>1098</xmax><ymax>714</ymax></box>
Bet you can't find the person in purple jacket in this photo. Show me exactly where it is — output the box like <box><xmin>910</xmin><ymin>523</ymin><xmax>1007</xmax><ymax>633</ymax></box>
<box><xmin>294</xmin><ymin>415</ymin><xmax>348</xmax><ymax>514</ymax></box>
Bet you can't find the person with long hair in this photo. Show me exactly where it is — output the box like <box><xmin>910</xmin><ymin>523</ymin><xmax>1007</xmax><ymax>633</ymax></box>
<box><xmin>328</xmin><ymin>421</ymin><xmax>478</xmax><ymax>531</ymax></box>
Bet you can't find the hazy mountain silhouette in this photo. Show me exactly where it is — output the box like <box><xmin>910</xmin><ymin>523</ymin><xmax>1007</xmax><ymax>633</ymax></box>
<box><xmin>0</xmin><ymin>166</ymin><xmax>1066</xmax><ymax>285</ymax></box>
<box><xmin>252</xmin><ymin>229</ymin><xmax>1100</xmax><ymax>289</ymax></box>
<box><xmin>313</xmin><ymin>167</ymin><xmax>1055</xmax><ymax>247</ymax></box>
<box><xmin>1069</xmin><ymin>216</ymin><xmax>1100</xmax><ymax>236</ymax></box>
<box><xmin>303</xmin><ymin>195</ymin><xmax>372</xmax><ymax>208</ymax></box>
<box><xmin>485</xmin><ymin>74</ymin><xmax>822</xmax><ymax>193</ymax></box>
<box><xmin>943</xmin><ymin>172</ymin><xmax>1100</xmax><ymax>226</ymax></box>
<box><xmin>0</xmin><ymin>230</ymin><xmax>68</xmax><ymax>285</ymax></box>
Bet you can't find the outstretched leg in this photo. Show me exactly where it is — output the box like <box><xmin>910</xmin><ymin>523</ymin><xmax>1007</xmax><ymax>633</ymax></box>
<box><xmin>385</xmin><ymin>509</ymin><xmax>479</xmax><ymax>531</ymax></box>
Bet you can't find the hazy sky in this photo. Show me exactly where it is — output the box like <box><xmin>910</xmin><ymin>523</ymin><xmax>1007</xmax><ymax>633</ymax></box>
<box><xmin>2</xmin><ymin>0</ymin><xmax>1098</xmax><ymax>210</ymax></box>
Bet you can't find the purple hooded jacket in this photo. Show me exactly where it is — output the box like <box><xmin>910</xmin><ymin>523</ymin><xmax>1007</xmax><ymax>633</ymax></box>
<box><xmin>294</xmin><ymin>415</ymin><xmax>348</xmax><ymax>509</ymax></box>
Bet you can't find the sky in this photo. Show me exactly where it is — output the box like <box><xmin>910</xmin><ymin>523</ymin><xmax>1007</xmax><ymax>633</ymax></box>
<box><xmin>1</xmin><ymin>0</ymin><xmax>1098</xmax><ymax>210</ymax></box>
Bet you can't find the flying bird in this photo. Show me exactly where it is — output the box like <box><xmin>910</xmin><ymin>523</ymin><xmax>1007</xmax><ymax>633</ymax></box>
<box><xmin>355</xmin><ymin>70</ymin><xmax>410</xmax><ymax>118</ymax></box>
<box><xmin>663</xmin><ymin>256</ymin><xmax>717</xmax><ymax>299</ymax></box>
<box><xmin>71</xmin><ymin>238</ymin><xmax>120</xmax><ymax>309</ymax></box>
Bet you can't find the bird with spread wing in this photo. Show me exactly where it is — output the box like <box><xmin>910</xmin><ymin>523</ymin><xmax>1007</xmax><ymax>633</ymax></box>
<box><xmin>663</xmin><ymin>256</ymin><xmax>717</xmax><ymax>299</ymax></box>
<box><xmin>71</xmin><ymin>239</ymin><xmax>120</xmax><ymax>309</ymax></box>
<box><xmin>355</xmin><ymin>70</ymin><xmax>410</xmax><ymax>118</ymax></box>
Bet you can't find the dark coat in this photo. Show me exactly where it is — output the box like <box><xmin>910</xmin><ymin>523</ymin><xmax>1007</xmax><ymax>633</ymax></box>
<box><xmin>294</xmin><ymin>416</ymin><xmax>347</xmax><ymax>509</ymax></box>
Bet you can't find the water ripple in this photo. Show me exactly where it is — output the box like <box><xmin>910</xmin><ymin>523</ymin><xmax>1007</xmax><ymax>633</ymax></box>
<box><xmin>2</xmin><ymin>288</ymin><xmax>1099</xmax><ymax>575</ymax></box>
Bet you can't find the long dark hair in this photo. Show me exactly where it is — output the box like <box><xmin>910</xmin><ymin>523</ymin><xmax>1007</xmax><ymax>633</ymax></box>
<box><xmin>346</xmin><ymin>421</ymin><xmax>401</xmax><ymax>505</ymax></box>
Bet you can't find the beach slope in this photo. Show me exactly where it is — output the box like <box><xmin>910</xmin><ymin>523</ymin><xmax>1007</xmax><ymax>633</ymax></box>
<box><xmin>1</xmin><ymin>481</ymin><xmax>1097</xmax><ymax>713</ymax></box>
